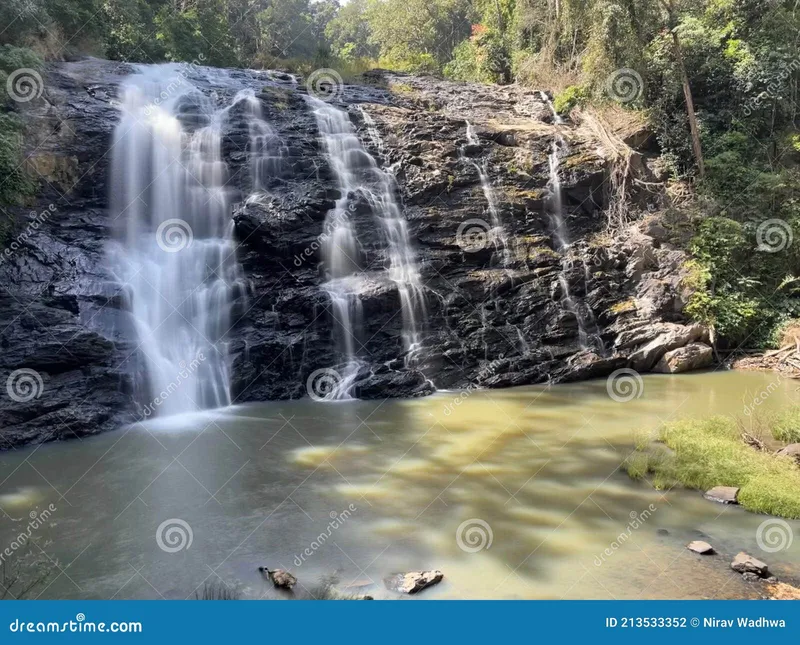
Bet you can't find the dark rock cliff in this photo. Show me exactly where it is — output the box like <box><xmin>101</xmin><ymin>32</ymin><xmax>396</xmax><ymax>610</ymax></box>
<box><xmin>0</xmin><ymin>58</ymin><xmax>705</xmax><ymax>448</ymax></box>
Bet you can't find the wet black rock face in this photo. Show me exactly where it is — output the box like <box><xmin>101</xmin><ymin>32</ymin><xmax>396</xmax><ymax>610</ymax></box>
<box><xmin>0</xmin><ymin>59</ymin><xmax>698</xmax><ymax>449</ymax></box>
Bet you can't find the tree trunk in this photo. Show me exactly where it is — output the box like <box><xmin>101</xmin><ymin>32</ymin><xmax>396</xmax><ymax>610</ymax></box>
<box><xmin>671</xmin><ymin>29</ymin><xmax>705</xmax><ymax>179</ymax></box>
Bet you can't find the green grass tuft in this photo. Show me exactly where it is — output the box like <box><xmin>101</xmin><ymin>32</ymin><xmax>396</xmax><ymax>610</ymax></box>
<box><xmin>626</xmin><ymin>416</ymin><xmax>800</xmax><ymax>518</ymax></box>
<box><xmin>770</xmin><ymin>406</ymin><xmax>800</xmax><ymax>444</ymax></box>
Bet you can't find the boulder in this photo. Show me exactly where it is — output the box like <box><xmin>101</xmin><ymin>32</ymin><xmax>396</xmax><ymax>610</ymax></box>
<box><xmin>703</xmin><ymin>486</ymin><xmax>739</xmax><ymax>505</ymax></box>
<box><xmin>687</xmin><ymin>540</ymin><xmax>715</xmax><ymax>555</ymax></box>
<box><xmin>776</xmin><ymin>443</ymin><xmax>800</xmax><ymax>462</ymax></box>
<box><xmin>384</xmin><ymin>570</ymin><xmax>443</xmax><ymax>594</ymax></box>
<box><xmin>731</xmin><ymin>552</ymin><xmax>770</xmax><ymax>578</ymax></box>
<box><xmin>628</xmin><ymin>323</ymin><xmax>709</xmax><ymax>371</ymax></box>
<box><xmin>259</xmin><ymin>567</ymin><xmax>297</xmax><ymax>589</ymax></box>
<box><xmin>653</xmin><ymin>343</ymin><xmax>713</xmax><ymax>374</ymax></box>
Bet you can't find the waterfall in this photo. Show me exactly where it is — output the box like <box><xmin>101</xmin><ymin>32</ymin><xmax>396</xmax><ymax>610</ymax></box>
<box><xmin>546</xmin><ymin>132</ymin><xmax>603</xmax><ymax>353</ymax></box>
<box><xmin>108</xmin><ymin>65</ymin><xmax>250</xmax><ymax>417</ymax></box>
<box><xmin>308</xmin><ymin>98</ymin><xmax>426</xmax><ymax>398</ymax></box>
<box><xmin>464</xmin><ymin>121</ymin><xmax>511</xmax><ymax>266</ymax></box>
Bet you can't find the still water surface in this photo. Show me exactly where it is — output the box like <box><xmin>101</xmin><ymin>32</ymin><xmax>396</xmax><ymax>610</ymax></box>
<box><xmin>1</xmin><ymin>370</ymin><xmax>798</xmax><ymax>599</ymax></box>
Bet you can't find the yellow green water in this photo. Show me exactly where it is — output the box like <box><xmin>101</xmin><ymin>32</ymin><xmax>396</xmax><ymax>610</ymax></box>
<box><xmin>0</xmin><ymin>370</ymin><xmax>797</xmax><ymax>599</ymax></box>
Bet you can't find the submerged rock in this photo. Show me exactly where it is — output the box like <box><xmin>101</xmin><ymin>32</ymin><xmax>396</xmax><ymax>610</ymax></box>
<box><xmin>384</xmin><ymin>570</ymin><xmax>444</xmax><ymax>594</ymax></box>
<box><xmin>731</xmin><ymin>552</ymin><xmax>770</xmax><ymax>578</ymax></box>
<box><xmin>703</xmin><ymin>486</ymin><xmax>739</xmax><ymax>505</ymax></box>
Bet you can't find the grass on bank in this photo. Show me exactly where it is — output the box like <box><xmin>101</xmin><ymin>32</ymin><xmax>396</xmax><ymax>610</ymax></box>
<box><xmin>771</xmin><ymin>406</ymin><xmax>800</xmax><ymax>444</ymax></box>
<box><xmin>625</xmin><ymin>416</ymin><xmax>800</xmax><ymax>519</ymax></box>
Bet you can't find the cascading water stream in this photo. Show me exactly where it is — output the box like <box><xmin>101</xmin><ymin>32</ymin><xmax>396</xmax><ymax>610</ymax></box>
<box><xmin>464</xmin><ymin>121</ymin><xmax>511</xmax><ymax>266</ymax></box>
<box><xmin>108</xmin><ymin>65</ymin><xmax>252</xmax><ymax>417</ymax></box>
<box><xmin>308</xmin><ymin>98</ymin><xmax>427</xmax><ymax>398</ymax></box>
<box><xmin>545</xmin><ymin>119</ymin><xmax>603</xmax><ymax>353</ymax></box>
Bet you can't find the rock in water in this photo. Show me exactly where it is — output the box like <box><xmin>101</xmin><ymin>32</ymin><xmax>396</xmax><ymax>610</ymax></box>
<box><xmin>687</xmin><ymin>540</ymin><xmax>715</xmax><ymax>555</ymax></box>
<box><xmin>653</xmin><ymin>342</ymin><xmax>713</xmax><ymax>374</ymax></box>
<box><xmin>731</xmin><ymin>552</ymin><xmax>770</xmax><ymax>578</ymax></box>
<box><xmin>384</xmin><ymin>570</ymin><xmax>444</xmax><ymax>594</ymax></box>
<box><xmin>703</xmin><ymin>486</ymin><xmax>739</xmax><ymax>504</ymax></box>
<box><xmin>259</xmin><ymin>567</ymin><xmax>297</xmax><ymax>589</ymax></box>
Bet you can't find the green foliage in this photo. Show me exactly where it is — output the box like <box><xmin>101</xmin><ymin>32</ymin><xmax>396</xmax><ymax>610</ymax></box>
<box><xmin>554</xmin><ymin>85</ymin><xmax>589</xmax><ymax>115</ymax></box>
<box><xmin>0</xmin><ymin>46</ymin><xmax>40</xmax><ymax>207</ymax></box>
<box><xmin>770</xmin><ymin>406</ymin><xmax>800</xmax><ymax>444</ymax></box>
<box><xmin>627</xmin><ymin>416</ymin><xmax>800</xmax><ymax>518</ymax></box>
<box><xmin>367</xmin><ymin>0</ymin><xmax>472</xmax><ymax>72</ymax></box>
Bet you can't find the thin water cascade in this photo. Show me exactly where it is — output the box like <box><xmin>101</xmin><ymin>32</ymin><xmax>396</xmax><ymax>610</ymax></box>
<box><xmin>108</xmin><ymin>65</ymin><xmax>250</xmax><ymax>416</ymax></box>
<box><xmin>308</xmin><ymin>98</ymin><xmax>427</xmax><ymax>398</ymax></box>
<box><xmin>546</xmin><ymin>132</ymin><xmax>603</xmax><ymax>353</ymax></box>
<box><xmin>464</xmin><ymin>121</ymin><xmax>511</xmax><ymax>266</ymax></box>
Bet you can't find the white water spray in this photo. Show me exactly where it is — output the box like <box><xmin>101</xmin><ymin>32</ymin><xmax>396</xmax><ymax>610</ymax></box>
<box><xmin>308</xmin><ymin>98</ymin><xmax>426</xmax><ymax>398</ymax></box>
<box><xmin>108</xmin><ymin>65</ymin><xmax>253</xmax><ymax>416</ymax></box>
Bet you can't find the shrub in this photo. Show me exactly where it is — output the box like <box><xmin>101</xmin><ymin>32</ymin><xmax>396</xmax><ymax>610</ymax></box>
<box><xmin>554</xmin><ymin>85</ymin><xmax>589</xmax><ymax>115</ymax></box>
